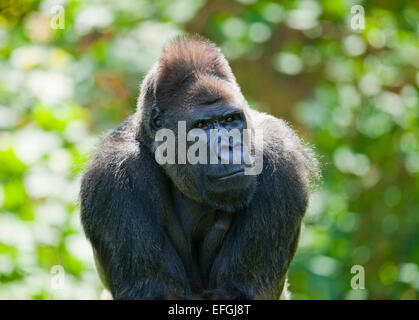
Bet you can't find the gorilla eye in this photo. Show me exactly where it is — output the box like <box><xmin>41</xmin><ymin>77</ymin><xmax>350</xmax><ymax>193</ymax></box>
<box><xmin>195</xmin><ymin>121</ymin><xmax>206</xmax><ymax>129</ymax></box>
<box><xmin>225</xmin><ymin>116</ymin><xmax>234</xmax><ymax>122</ymax></box>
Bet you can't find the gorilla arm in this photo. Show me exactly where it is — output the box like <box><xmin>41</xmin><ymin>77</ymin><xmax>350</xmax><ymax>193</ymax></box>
<box><xmin>80</xmin><ymin>121</ymin><xmax>192</xmax><ymax>299</ymax></box>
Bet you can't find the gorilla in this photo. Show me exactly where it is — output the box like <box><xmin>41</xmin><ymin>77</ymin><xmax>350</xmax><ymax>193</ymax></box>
<box><xmin>80</xmin><ymin>36</ymin><xmax>318</xmax><ymax>300</ymax></box>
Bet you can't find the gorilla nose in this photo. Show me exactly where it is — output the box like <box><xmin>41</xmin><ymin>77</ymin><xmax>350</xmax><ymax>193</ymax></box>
<box><xmin>210</xmin><ymin>133</ymin><xmax>243</xmax><ymax>164</ymax></box>
<box><xmin>218</xmin><ymin>140</ymin><xmax>231</xmax><ymax>163</ymax></box>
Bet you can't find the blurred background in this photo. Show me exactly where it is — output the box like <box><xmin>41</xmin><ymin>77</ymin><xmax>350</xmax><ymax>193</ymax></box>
<box><xmin>0</xmin><ymin>0</ymin><xmax>418</xmax><ymax>299</ymax></box>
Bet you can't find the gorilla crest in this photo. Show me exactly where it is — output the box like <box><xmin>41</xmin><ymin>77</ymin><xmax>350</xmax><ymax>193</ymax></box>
<box><xmin>80</xmin><ymin>36</ymin><xmax>319</xmax><ymax>300</ymax></box>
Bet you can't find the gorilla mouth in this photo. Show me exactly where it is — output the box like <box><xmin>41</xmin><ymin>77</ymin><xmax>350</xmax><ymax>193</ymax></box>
<box><xmin>210</xmin><ymin>168</ymin><xmax>245</xmax><ymax>181</ymax></box>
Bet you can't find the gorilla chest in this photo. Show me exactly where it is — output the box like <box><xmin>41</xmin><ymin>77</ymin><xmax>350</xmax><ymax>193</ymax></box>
<box><xmin>168</xmin><ymin>191</ymin><xmax>233</xmax><ymax>290</ymax></box>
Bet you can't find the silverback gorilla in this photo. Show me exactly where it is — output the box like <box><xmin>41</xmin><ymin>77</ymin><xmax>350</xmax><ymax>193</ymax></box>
<box><xmin>80</xmin><ymin>36</ymin><xmax>318</xmax><ymax>300</ymax></box>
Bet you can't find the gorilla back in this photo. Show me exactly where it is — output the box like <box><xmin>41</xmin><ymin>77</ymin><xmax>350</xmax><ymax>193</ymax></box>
<box><xmin>80</xmin><ymin>37</ymin><xmax>318</xmax><ymax>299</ymax></box>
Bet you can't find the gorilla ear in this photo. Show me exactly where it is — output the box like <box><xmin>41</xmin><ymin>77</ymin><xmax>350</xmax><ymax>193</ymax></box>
<box><xmin>150</xmin><ymin>106</ymin><xmax>162</xmax><ymax>134</ymax></box>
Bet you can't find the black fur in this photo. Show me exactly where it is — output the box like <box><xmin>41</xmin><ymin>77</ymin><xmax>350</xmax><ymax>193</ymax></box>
<box><xmin>80</xmin><ymin>37</ymin><xmax>319</xmax><ymax>299</ymax></box>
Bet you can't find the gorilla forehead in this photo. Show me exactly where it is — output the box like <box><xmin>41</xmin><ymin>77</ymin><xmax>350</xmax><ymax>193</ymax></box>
<box><xmin>162</xmin><ymin>78</ymin><xmax>242</xmax><ymax>116</ymax></box>
<box><xmin>151</xmin><ymin>37</ymin><xmax>242</xmax><ymax>109</ymax></box>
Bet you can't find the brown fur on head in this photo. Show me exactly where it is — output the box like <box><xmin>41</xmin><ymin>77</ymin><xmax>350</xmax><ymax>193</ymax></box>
<box><xmin>155</xmin><ymin>36</ymin><xmax>236</xmax><ymax>103</ymax></box>
<box><xmin>135</xmin><ymin>36</ymin><xmax>246</xmax><ymax>139</ymax></box>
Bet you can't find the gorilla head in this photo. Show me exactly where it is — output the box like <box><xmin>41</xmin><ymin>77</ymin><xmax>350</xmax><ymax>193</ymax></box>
<box><xmin>136</xmin><ymin>37</ymin><xmax>257</xmax><ymax>212</ymax></box>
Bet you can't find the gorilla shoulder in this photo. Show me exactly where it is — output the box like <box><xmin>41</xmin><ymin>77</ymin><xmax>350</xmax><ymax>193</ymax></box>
<box><xmin>249</xmin><ymin>108</ymin><xmax>319</xmax><ymax>189</ymax></box>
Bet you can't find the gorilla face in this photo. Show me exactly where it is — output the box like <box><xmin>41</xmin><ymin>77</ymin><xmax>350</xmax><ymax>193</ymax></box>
<box><xmin>150</xmin><ymin>85</ymin><xmax>257</xmax><ymax>212</ymax></box>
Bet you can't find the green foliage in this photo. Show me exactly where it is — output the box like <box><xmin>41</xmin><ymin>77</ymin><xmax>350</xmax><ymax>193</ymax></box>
<box><xmin>0</xmin><ymin>0</ymin><xmax>418</xmax><ymax>299</ymax></box>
